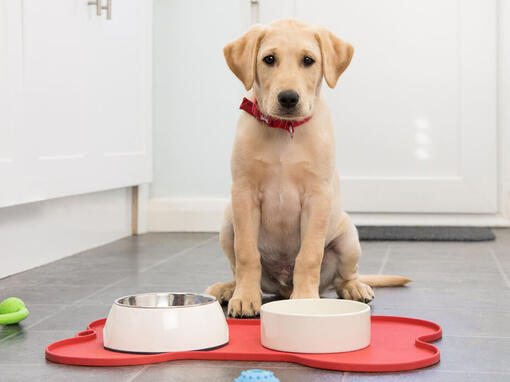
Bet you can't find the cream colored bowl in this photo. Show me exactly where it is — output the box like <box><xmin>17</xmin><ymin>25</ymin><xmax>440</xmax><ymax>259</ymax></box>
<box><xmin>103</xmin><ymin>292</ymin><xmax>228</xmax><ymax>353</ymax></box>
<box><xmin>261</xmin><ymin>298</ymin><xmax>370</xmax><ymax>353</ymax></box>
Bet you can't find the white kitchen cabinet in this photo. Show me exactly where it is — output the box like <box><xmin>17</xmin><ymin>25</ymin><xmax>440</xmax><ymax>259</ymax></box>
<box><xmin>258</xmin><ymin>0</ymin><xmax>498</xmax><ymax>214</ymax></box>
<box><xmin>0</xmin><ymin>0</ymin><xmax>152</xmax><ymax>208</ymax></box>
<box><xmin>0</xmin><ymin>1</ymin><xmax>22</xmax><ymax>174</ymax></box>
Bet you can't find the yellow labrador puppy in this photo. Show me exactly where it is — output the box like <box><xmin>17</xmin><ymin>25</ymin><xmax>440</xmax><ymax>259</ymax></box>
<box><xmin>206</xmin><ymin>19</ymin><xmax>409</xmax><ymax>317</ymax></box>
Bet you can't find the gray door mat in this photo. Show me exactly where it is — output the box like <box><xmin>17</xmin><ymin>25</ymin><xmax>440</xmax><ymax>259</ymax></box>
<box><xmin>357</xmin><ymin>226</ymin><xmax>495</xmax><ymax>241</ymax></box>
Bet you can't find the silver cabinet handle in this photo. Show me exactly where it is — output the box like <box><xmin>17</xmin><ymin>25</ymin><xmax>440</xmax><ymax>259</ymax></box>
<box><xmin>105</xmin><ymin>0</ymin><xmax>112</xmax><ymax>20</ymax></box>
<box><xmin>87</xmin><ymin>0</ymin><xmax>112</xmax><ymax>20</ymax></box>
<box><xmin>88</xmin><ymin>0</ymin><xmax>101</xmax><ymax>16</ymax></box>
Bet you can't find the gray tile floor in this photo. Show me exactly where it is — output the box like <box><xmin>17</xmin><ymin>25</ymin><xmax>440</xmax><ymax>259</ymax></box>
<box><xmin>1</xmin><ymin>230</ymin><xmax>510</xmax><ymax>381</ymax></box>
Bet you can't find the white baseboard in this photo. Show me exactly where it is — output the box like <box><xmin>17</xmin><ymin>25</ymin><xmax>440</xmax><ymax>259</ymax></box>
<box><xmin>350</xmin><ymin>213</ymin><xmax>510</xmax><ymax>227</ymax></box>
<box><xmin>147</xmin><ymin>197</ymin><xmax>510</xmax><ymax>232</ymax></box>
<box><xmin>148</xmin><ymin>197</ymin><xmax>229</xmax><ymax>232</ymax></box>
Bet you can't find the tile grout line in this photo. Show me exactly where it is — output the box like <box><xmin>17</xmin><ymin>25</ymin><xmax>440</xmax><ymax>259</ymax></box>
<box><xmin>2</xmin><ymin>360</ymin><xmax>510</xmax><ymax>374</ymax></box>
<box><xmin>0</xmin><ymin>235</ymin><xmax>218</xmax><ymax>288</ymax></box>
<box><xmin>2</xmin><ymin>364</ymin><xmax>510</xmax><ymax>377</ymax></box>
<box><xmin>489</xmin><ymin>247</ymin><xmax>510</xmax><ymax>289</ymax></box>
<box><xmin>368</xmin><ymin>244</ymin><xmax>391</xmax><ymax>312</ymax></box>
<box><xmin>14</xmin><ymin>329</ymin><xmax>510</xmax><ymax>340</ymax></box>
<box><xmin>377</xmin><ymin>244</ymin><xmax>391</xmax><ymax>275</ymax></box>
<box><xmin>444</xmin><ymin>334</ymin><xmax>510</xmax><ymax>339</ymax></box>
<box><xmin>432</xmin><ymin>369</ymin><xmax>510</xmax><ymax>375</ymax></box>
<box><xmin>138</xmin><ymin>236</ymin><xmax>218</xmax><ymax>273</ymax></box>
<box><xmin>126</xmin><ymin>365</ymin><xmax>151</xmax><ymax>382</ymax></box>
<box><xmin>53</xmin><ymin>236</ymin><xmax>216</xmax><ymax>305</ymax></box>
<box><xmin>0</xmin><ymin>278</ymin><xmax>128</xmax><ymax>345</ymax></box>
<box><xmin>0</xmin><ymin>236</ymin><xmax>218</xmax><ymax>345</ymax></box>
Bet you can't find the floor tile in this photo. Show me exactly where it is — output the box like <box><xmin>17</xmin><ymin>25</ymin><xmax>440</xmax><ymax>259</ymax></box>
<box><xmin>492</xmin><ymin>228</ymin><xmax>510</xmax><ymax>247</ymax></box>
<box><xmin>51</xmin><ymin>232</ymin><xmax>216</xmax><ymax>272</ymax></box>
<box><xmin>383</xmin><ymin>256</ymin><xmax>499</xmax><ymax>274</ymax></box>
<box><xmin>352</xmin><ymin>242</ymin><xmax>389</xmax><ymax>275</ymax></box>
<box><xmin>372</xmin><ymin>285</ymin><xmax>510</xmax><ymax>312</ymax></box>
<box><xmin>134</xmin><ymin>361</ymin><xmax>344</xmax><ymax>381</ymax></box>
<box><xmin>388</xmin><ymin>241</ymin><xmax>491</xmax><ymax>256</ymax></box>
<box><xmin>0</xmin><ymin>363</ymin><xmax>143</xmax><ymax>382</ymax></box>
<box><xmin>491</xmin><ymin>248</ymin><xmax>510</xmax><ymax>279</ymax></box>
<box><xmin>347</xmin><ymin>370</ymin><xmax>510</xmax><ymax>381</ymax></box>
<box><xmin>146</xmin><ymin>239</ymin><xmax>230</xmax><ymax>272</ymax></box>
<box><xmin>432</xmin><ymin>336</ymin><xmax>510</xmax><ymax>373</ymax></box>
<box><xmin>358</xmin><ymin>253</ymin><xmax>387</xmax><ymax>274</ymax></box>
<box><xmin>1</xmin><ymin>231</ymin><xmax>510</xmax><ymax>381</ymax></box>
<box><xmin>0</xmin><ymin>283</ymin><xmax>100</xmax><ymax>306</ymax></box>
<box><xmin>1</xmin><ymin>265</ymin><xmax>132</xmax><ymax>287</ymax></box>
<box><xmin>0</xmin><ymin>323</ymin><xmax>24</xmax><ymax>342</ymax></box>
<box><xmin>0</xmin><ymin>304</ymin><xmax>64</xmax><ymax>340</ymax></box>
<box><xmin>0</xmin><ymin>330</ymin><xmax>76</xmax><ymax>364</ymax></box>
<box><xmin>30</xmin><ymin>305</ymin><xmax>111</xmax><ymax>331</ymax></box>
<box><xmin>116</xmin><ymin>269</ymin><xmax>232</xmax><ymax>291</ymax></box>
<box><xmin>378</xmin><ymin>269</ymin><xmax>506</xmax><ymax>289</ymax></box>
<box><xmin>386</xmin><ymin>243</ymin><xmax>496</xmax><ymax>278</ymax></box>
<box><xmin>360</xmin><ymin>242</ymin><xmax>390</xmax><ymax>253</ymax></box>
<box><xmin>348</xmin><ymin>335</ymin><xmax>510</xmax><ymax>378</ymax></box>
<box><xmin>372</xmin><ymin>305</ymin><xmax>510</xmax><ymax>337</ymax></box>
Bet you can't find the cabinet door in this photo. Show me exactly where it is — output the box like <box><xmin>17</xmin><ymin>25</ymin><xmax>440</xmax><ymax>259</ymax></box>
<box><xmin>151</xmin><ymin>0</ymin><xmax>251</xmax><ymax>199</ymax></box>
<box><xmin>0</xmin><ymin>1</ymin><xmax>22</xmax><ymax>186</ymax></box>
<box><xmin>259</xmin><ymin>0</ymin><xmax>498</xmax><ymax>213</ymax></box>
<box><xmin>0</xmin><ymin>0</ymin><xmax>152</xmax><ymax>207</ymax></box>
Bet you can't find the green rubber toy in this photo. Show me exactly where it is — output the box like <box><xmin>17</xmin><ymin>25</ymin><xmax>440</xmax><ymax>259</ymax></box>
<box><xmin>0</xmin><ymin>297</ymin><xmax>29</xmax><ymax>325</ymax></box>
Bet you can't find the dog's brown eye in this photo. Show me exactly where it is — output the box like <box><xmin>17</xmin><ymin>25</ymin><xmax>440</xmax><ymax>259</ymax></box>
<box><xmin>263</xmin><ymin>55</ymin><xmax>275</xmax><ymax>65</ymax></box>
<box><xmin>303</xmin><ymin>56</ymin><xmax>315</xmax><ymax>66</ymax></box>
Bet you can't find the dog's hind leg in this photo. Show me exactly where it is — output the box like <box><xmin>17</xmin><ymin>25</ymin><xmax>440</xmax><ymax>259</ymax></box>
<box><xmin>330</xmin><ymin>213</ymin><xmax>375</xmax><ymax>303</ymax></box>
<box><xmin>205</xmin><ymin>204</ymin><xmax>236</xmax><ymax>304</ymax></box>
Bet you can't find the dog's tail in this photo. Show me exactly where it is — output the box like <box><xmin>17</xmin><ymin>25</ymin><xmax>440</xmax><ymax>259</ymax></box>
<box><xmin>359</xmin><ymin>274</ymin><xmax>411</xmax><ymax>287</ymax></box>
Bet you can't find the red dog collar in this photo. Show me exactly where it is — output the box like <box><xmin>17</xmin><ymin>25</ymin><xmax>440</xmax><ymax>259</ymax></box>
<box><xmin>239</xmin><ymin>97</ymin><xmax>312</xmax><ymax>138</ymax></box>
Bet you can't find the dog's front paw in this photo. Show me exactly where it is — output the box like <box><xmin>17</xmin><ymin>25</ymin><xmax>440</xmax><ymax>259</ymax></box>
<box><xmin>228</xmin><ymin>290</ymin><xmax>261</xmax><ymax>317</ymax></box>
<box><xmin>336</xmin><ymin>279</ymin><xmax>374</xmax><ymax>303</ymax></box>
<box><xmin>205</xmin><ymin>281</ymin><xmax>235</xmax><ymax>304</ymax></box>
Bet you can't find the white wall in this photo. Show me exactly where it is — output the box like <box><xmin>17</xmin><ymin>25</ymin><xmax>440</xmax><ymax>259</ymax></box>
<box><xmin>0</xmin><ymin>188</ymin><xmax>132</xmax><ymax>278</ymax></box>
<box><xmin>150</xmin><ymin>0</ymin><xmax>510</xmax><ymax>231</ymax></box>
<box><xmin>152</xmin><ymin>0</ymin><xmax>249</xmax><ymax>200</ymax></box>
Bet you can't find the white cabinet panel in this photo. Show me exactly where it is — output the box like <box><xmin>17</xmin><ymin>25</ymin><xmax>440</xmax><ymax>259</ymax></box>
<box><xmin>0</xmin><ymin>1</ymin><xmax>9</xmax><ymax>162</ymax></box>
<box><xmin>151</xmin><ymin>0</ymin><xmax>250</xmax><ymax>199</ymax></box>
<box><xmin>0</xmin><ymin>0</ymin><xmax>152</xmax><ymax>208</ymax></box>
<box><xmin>0</xmin><ymin>1</ymin><xmax>22</xmax><ymax>167</ymax></box>
<box><xmin>284</xmin><ymin>0</ymin><xmax>497</xmax><ymax>213</ymax></box>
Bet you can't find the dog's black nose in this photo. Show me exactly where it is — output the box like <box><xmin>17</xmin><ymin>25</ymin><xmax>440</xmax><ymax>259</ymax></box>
<box><xmin>278</xmin><ymin>90</ymin><xmax>299</xmax><ymax>109</ymax></box>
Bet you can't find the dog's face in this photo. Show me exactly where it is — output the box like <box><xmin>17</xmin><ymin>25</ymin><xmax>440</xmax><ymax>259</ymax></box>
<box><xmin>254</xmin><ymin>23</ymin><xmax>323</xmax><ymax>119</ymax></box>
<box><xmin>224</xmin><ymin>19</ymin><xmax>354</xmax><ymax>120</ymax></box>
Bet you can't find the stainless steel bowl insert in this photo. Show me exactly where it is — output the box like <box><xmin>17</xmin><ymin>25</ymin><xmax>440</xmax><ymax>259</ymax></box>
<box><xmin>114</xmin><ymin>292</ymin><xmax>216</xmax><ymax>309</ymax></box>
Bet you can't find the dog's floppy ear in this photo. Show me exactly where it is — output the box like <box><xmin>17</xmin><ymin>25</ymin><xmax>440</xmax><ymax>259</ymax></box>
<box><xmin>223</xmin><ymin>24</ymin><xmax>265</xmax><ymax>90</ymax></box>
<box><xmin>315</xmin><ymin>27</ymin><xmax>354</xmax><ymax>88</ymax></box>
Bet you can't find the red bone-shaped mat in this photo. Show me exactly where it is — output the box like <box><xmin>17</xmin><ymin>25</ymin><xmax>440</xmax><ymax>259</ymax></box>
<box><xmin>46</xmin><ymin>316</ymin><xmax>441</xmax><ymax>372</ymax></box>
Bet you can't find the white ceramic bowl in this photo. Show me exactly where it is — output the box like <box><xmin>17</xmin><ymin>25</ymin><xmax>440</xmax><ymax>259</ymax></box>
<box><xmin>261</xmin><ymin>298</ymin><xmax>370</xmax><ymax>353</ymax></box>
<box><xmin>103</xmin><ymin>292</ymin><xmax>229</xmax><ymax>353</ymax></box>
